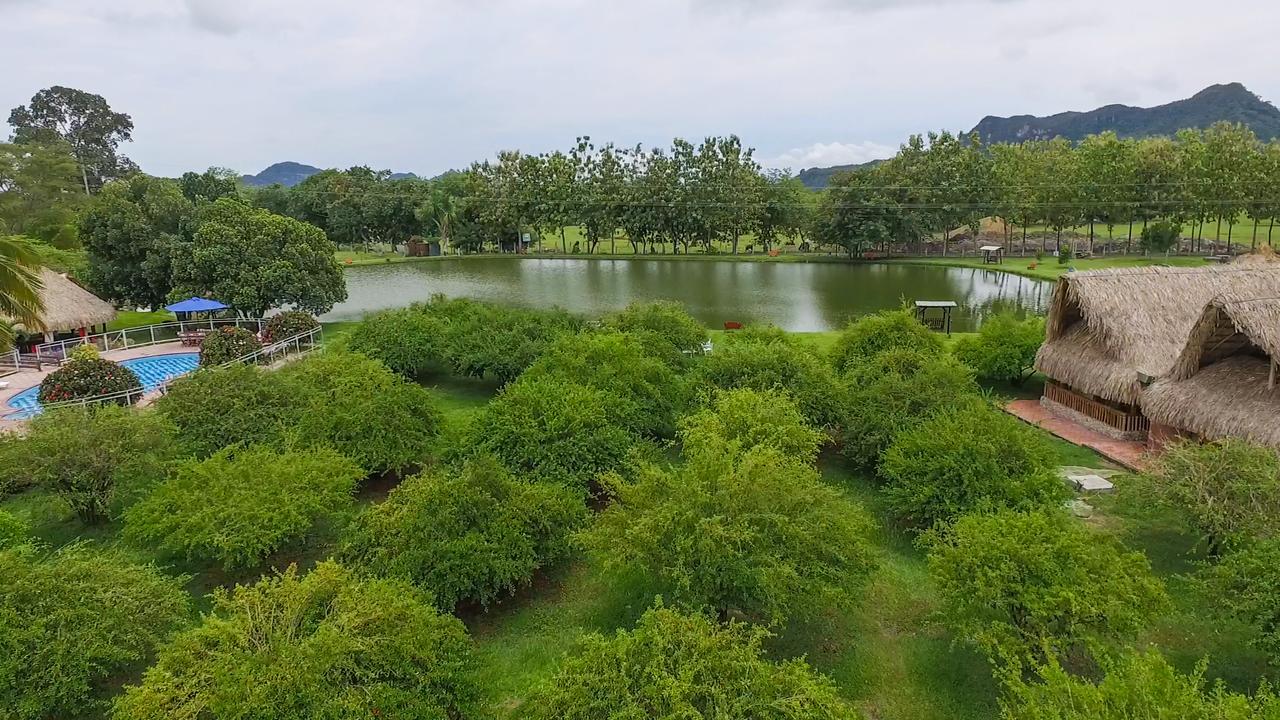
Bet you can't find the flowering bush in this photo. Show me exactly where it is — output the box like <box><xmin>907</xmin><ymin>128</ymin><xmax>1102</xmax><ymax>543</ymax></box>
<box><xmin>199</xmin><ymin>326</ymin><xmax>261</xmax><ymax>367</ymax></box>
<box><xmin>37</xmin><ymin>357</ymin><xmax>142</xmax><ymax>405</ymax></box>
<box><xmin>262</xmin><ymin>311</ymin><xmax>319</xmax><ymax>342</ymax></box>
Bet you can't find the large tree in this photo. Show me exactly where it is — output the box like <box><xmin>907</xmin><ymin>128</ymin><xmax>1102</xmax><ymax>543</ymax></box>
<box><xmin>0</xmin><ymin>141</ymin><xmax>84</xmax><ymax>245</ymax></box>
<box><xmin>8</xmin><ymin>86</ymin><xmax>136</xmax><ymax>194</ymax></box>
<box><xmin>171</xmin><ymin>197</ymin><xmax>346</xmax><ymax>316</ymax></box>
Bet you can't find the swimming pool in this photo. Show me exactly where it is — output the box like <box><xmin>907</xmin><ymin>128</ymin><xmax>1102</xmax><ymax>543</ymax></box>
<box><xmin>4</xmin><ymin>352</ymin><xmax>200</xmax><ymax>419</ymax></box>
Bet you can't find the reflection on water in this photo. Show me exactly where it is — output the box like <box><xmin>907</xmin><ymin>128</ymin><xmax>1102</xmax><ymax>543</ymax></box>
<box><xmin>323</xmin><ymin>258</ymin><xmax>1049</xmax><ymax>332</ymax></box>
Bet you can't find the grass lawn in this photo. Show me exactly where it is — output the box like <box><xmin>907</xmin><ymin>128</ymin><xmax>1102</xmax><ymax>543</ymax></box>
<box><xmin>107</xmin><ymin>310</ymin><xmax>176</xmax><ymax>330</ymax></box>
<box><xmin>890</xmin><ymin>255</ymin><xmax>1212</xmax><ymax>282</ymax></box>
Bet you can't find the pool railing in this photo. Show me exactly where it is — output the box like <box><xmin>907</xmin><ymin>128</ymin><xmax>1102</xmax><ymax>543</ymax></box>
<box><xmin>1</xmin><ymin>326</ymin><xmax>323</xmax><ymax>420</ymax></box>
<box><xmin>30</xmin><ymin>318</ymin><xmax>269</xmax><ymax>366</ymax></box>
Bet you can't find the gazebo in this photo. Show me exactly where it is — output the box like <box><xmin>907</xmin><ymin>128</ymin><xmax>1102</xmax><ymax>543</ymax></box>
<box><xmin>914</xmin><ymin>300</ymin><xmax>957</xmax><ymax>336</ymax></box>
<box><xmin>980</xmin><ymin>245</ymin><xmax>1004</xmax><ymax>264</ymax></box>
<box><xmin>9</xmin><ymin>269</ymin><xmax>117</xmax><ymax>344</ymax></box>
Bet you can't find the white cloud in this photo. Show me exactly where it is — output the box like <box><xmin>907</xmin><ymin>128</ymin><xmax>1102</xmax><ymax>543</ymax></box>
<box><xmin>183</xmin><ymin>0</ymin><xmax>249</xmax><ymax>35</ymax></box>
<box><xmin>761</xmin><ymin>141</ymin><xmax>898</xmax><ymax>170</ymax></box>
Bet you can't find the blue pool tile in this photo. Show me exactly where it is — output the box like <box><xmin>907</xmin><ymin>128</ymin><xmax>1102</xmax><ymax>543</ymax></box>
<box><xmin>5</xmin><ymin>352</ymin><xmax>200</xmax><ymax>419</ymax></box>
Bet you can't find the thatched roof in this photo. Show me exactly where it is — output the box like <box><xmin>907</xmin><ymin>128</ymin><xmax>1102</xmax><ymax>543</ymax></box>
<box><xmin>1166</xmin><ymin>297</ymin><xmax>1280</xmax><ymax>380</ymax></box>
<box><xmin>1036</xmin><ymin>263</ymin><xmax>1280</xmax><ymax>404</ymax></box>
<box><xmin>15</xmin><ymin>270</ymin><xmax>117</xmax><ymax>333</ymax></box>
<box><xmin>1143</xmin><ymin>356</ymin><xmax>1280</xmax><ymax>449</ymax></box>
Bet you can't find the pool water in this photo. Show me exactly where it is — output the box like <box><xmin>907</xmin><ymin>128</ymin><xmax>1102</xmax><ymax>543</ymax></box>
<box><xmin>5</xmin><ymin>352</ymin><xmax>200</xmax><ymax>419</ymax></box>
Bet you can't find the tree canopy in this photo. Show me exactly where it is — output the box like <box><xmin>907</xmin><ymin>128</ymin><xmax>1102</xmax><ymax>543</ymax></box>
<box><xmin>8</xmin><ymin>85</ymin><xmax>136</xmax><ymax>194</ymax></box>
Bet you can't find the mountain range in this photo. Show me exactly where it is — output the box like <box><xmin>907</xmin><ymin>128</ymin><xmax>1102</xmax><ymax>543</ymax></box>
<box><xmin>798</xmin><ymin>82</ymin><xmax>1280</xmax><ymax>188</ymax></box>
<box><xmin>240</xmin><ymin>161</ymin><xmax>417</xmax><ymax>187</ymax></box>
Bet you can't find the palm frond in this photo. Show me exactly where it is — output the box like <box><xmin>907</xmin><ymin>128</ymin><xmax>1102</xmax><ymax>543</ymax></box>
<box><xmin>0</xmin><ymin>235</ymin><xmax>45</xmax><ymax>331</ymax></box>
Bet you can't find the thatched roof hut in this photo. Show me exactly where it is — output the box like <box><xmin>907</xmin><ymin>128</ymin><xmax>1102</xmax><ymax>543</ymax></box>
<box><xmin>1141</xmin><ymin>297</ymin><xmax>1280</xmax><ymax>448</ymax></box>
<box><xmin>10</xmin><ymin>269</ymin><xmax>117</xmax><ymax>333</ymax></box>
<box><xmin>1036</xmin><ymin>263</ymin><xmax>1280</xmax><ymax>406</ymax></box>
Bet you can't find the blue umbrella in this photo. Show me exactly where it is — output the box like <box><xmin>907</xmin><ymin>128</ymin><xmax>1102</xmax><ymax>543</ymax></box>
<box><xmin>165</xmin><ymin>297</ymin><xmax>229</xmax><ymax>313</ymax></box>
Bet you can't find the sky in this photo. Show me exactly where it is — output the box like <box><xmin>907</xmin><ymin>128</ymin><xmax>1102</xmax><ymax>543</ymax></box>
<box><xmin>3</xmin><ymin>0</ymin><xmax>1278</xmax><ymax>178</ymax></box>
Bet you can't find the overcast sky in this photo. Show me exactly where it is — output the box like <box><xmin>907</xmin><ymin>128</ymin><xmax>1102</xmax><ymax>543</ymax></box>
<box><xmin>4</xmin><ymin>0</ymin><xmax>1277</xmax><ymax>178</ymax></box>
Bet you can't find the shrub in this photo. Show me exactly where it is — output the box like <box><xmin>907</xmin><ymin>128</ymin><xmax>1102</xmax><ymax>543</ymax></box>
<box><xmin>112</xmin><ymin>562</ymin><xmax>480</xmax><ymax>720</ymax></box>
<box><xmin>925</xmin><ymin>509</ymin><xmax>1168</xmax><ymax>669</ymax></box>
<box><xmin>472</xmin><ymin>376</ymin><xmax>637</xmax><ymax>492</ymax></box>
<box><xmin>428</xmin><ymin>296</ymin><xmax>580</xmax><ymax>382</ymax></box>
<box><xmin>679</xmin><ymin>387</ymin><xmax>825</xmax><ymax>464</ymax></box>
<box><xmin>153</xmin><ymin>363</ymin><xmax>300</xmax><ymax>457</ymax></box>
<box><xmin>604</xmin><ymin>300</ymin><xmax>708</xmax><ymax>362</ymax></box>
<box><xmin>526</xmin><ymin>605</ymin><xmax>859</xmax><ymax>720</ymax></box>
<box><xmin>522</xmin><ymin>330</ymin><xmax>690</xmax><ymax>437</ymax></box>
<box><xmin>0</xmin><ymin>544</ymin><xmax>189</xmax><ymax>720</ymax></box>
<box><xmin>262</xmin><ymin>310</ymin><xmax>319</xmax><ymax>342</ymax></box>
<box><xmin>829</xmin><ymin>309</ymin><xmax>944</xmax><ymax>374</ymax></box>
<box><xmin>952</xmin><ymin>313</ymin><xmax>1045</xmax><ymax>385</ymax></box>
<box><xmin>1001</xmin><ymin>649</ymin><xmax>1280</xmax><ymax>719</ymax></box>
<box><xmin>67</xmin><ymin>342</ymin><xmax>101</xmax><ymax>362</ymax></box>
<box><xmin>0</xmin><ymin>510</ymin><xmax>29</xmax><ymax>548</ymax></box>
<box><xmin>1136</xmin><ymin>438</ymin><xmax>1280</xmax><ymax>554</ymax></box>
<box><xmin>839</xmin><ymin>349</ymin><xmax>980</xmax><ymax>467</ymax></box>
<box><xmin>124</xmin><ymin>445</ymin><xmax>363</xmax><ymax>570</ymax></box>
<box><xmin>879</xmin><ymin>400</ymin><xmax>1067</xmax><ymax>526</ymax></box>
<box><xmin>37</xmin><ymin>356</ymin><xmax>142</xmax><ymax>405</ymax></box>
<box><xmin>1199</xmin><ymin>538</ymin><xmax>1280</xmax><ymax>665</ymax></box>
<box><xmin>347</xmin><ymin>307</ymin><xmax>446</xmax><ymax>377</ymax></box>
<box><xmin>4</xmin><ymin>405</ymin><xmax>180</xmax><ymax>524</ymax></box>
<box><xmin>341</xmin><ymin>455</ymin><xmax>586</xmax><ymax>609</ymax></box>
<box><xmin>282</xmin><ymin>350</ymin><xmax>443</xmax><ymax>474</ymax></box>
<box><xmin>694</xmin><ymin>333</ymin><xmax>842</xmax><ymax>428</ymax></box>
<box><xmin>582</xmin><ymin>445</ymin><xmax>877</xmax><ymax>626</ymax></box>
<box><xmin>198</xmin><ymin>325</ymin><xmax>261</xmax><ymax>367</ymax></box>
<box><xmin>1140</xmin><ymin>219</ymin><xmax>1181</xmax><ymax>255</ymax></box>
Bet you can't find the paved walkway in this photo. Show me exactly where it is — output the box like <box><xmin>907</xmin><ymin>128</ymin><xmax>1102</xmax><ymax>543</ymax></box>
<box><xmin>1005</xmin><ymin>399</ymin><xmax>1149</xmax><ymax>472</ymax></box>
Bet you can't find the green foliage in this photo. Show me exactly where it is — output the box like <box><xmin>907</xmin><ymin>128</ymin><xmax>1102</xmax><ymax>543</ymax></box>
<box><xmin>603</xmin><ymin>300</ymin><xmax>708</xmax><ymax>361</ymax></box>
<box><xmin>9</xmin><ymin>85</ymin><xmax>136</xmax><ymax>194</ymax></box>
<box><xmin>124</xmin><ymin>445</ymin><xmax>362</xmax><ymax>570</ymax></box>
<box><xmin>0</xmin><ymin>141</ymin><xmax>85</xmax><ymax>245</ymax></box>
<box><xmin>341</xmin><ymin>456</ymin><xmax>586</xmax><ymax>609</ymax></box>
<box><xmin>281</xmin><ymin>349</ymin><xmax>443</xmax><ymax>473</ymax></box>
<box><xmin>1000</xmin><ymin>649</ymin><xmax>1280</xmax><ymax>719</ymax></box>
<box><xmin>839</xmin><ymin>349</ymin><xmax>981</xmax><ymax>467</ymax></box>
<box><xmin>679</xmin><ymin>387</ymin><xmax>825</xmax><ymax>464</ymax></box>
<box><xmin>925</xmin><ymin>509</ymin><xmax>1168</xmax><ymax>669</ymax></box>
<box><xmin>0</xmin><ymin>544</ymin><xmax>189</xmax><ymax>720</ymax></box>
<box><xmin>197</xmin><ymin>325</ymin><xmax>261</xmax><ymax>367</ymax></box>
<box><xmin>1140</xmin><ymin>219</ymin><xmax>1181</xmax><ymax>254</ymax></box>
<box><xmin>523</xmin><ymin>329</ymin><xmax>689</xmax><ymax>437</ymax></box>
<box><xmin>428</xmin><ymin>296</ymin><xmax>580</xmax><ymax>383</ymax></box>
<box><xmin>830</xmin><ymin>309</ymin><xmax>944</xmax><ymax>373</ymax></box>
<box><xmin>526</xmin><ymin>605</ymin><xmax>859</xmax><ymax>720</ymax></box>
<box><xmin>66</xmin><ymin>342</ymin><xmax>100</xmax><ymax>362</ymax></box>
<box><xmin>582</xmin><ymin>444</ymin><xmax>877</xmax><ymax>626</ymax></box>
<box><xmin>1200</xmin><ymin>538</ymin><xmax>1280</xmax><ymax>665</ymax></box>
<box><xmin>347</xmin><ymin>306</ymin><xmax>445</xmax><ymax>377</ymax></box>
<box><xmin>80</xmin><ymin>174</ymin><xmax>191</xmax><ymax>308</ymax></box>
<box><xmin>1136</xmin><ymin>439</ymin><xmax>1280</xmax><ymax>554</ymax></box>
<box><xmin>112</xmin><ymin>561</ymin><xmax>480</xmax><ymax>720</ymax></box>
<box><xmin>171</xmin><ymin>197</ymin><xmax>346</xmax><ymax>316</ymax></box>
<box><xmin>472</xmin><ymin>376</ymin><xmax>637</xmax><ymax>492</ymax></box>
<box><xmin>153</xmin><ymin>363</ymin><xmax>298</xmax><ymax>457</ymax></box>
<box><xmin>952</xmin><ymin>314</ymin><xmax>1045</xmax><ymax>385</ymax></box>
<box><xmin>262</xmin><ymin>310</ymin><xmax>319</xmax><ymax>342</ymax></box>
<box><xmin>1</xmin><ymin>405</ymin><xmax>179</xmax><ymax>524</ymax></box>
<box><xmin>0</xmin><ymin>510</ymin><xmax>29</xmax><ymax>548</ymax></box>
<box><xmin>694</xmin><ymin>331</ymin><xmax>843</xmax><ymax>428</ymax></box>
<box><xmin>37</xmin><ymin>355</ymin><xmax>142</xmax><ymax>405</ymax></box>
<box><xmin>880</xmin><ymin>400</ymin><xmax>1067</xmax><ymax>526</ymax></box>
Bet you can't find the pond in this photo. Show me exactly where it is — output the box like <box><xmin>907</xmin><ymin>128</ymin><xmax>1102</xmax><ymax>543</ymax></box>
<box><xmin>322</xmin><ymin>258</ymin><xmax>1050</xmax><ymax>332</ymax></box>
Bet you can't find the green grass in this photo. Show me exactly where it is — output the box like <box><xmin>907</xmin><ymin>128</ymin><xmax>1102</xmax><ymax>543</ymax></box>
<box><xmin>107</xmin><ymin>310</ymin><xmax>176</xmax><ymax>330</ymax></box>
<box><xmin>891</xmin><ymin>255</ymin><xmax>1213</xmax><ymax>282</ymax></box>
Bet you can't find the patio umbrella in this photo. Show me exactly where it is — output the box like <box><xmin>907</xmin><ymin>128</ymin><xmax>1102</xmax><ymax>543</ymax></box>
<box><xmin>164</xmin><ymin>297</ymin><xmax>229</xmax><ymax>313</ymax></box>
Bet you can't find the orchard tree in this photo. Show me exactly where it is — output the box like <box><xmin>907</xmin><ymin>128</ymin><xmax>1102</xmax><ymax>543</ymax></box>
<box><xmin>153</xmin><ymin>363</ymin><xmax>300</xmax><ymax>457</ymax></box>
<box><xmin>527</xmin><ymin>605</ymin><xmax>859</xmax><ymax>720</ymax></box>
<box><xmin>603</xmin><ymin>300</ymin><xmax>708</xmax><ymax>362</ymax></box>
<box><xmin>112</xmin><ymin>562</ymin><xmax>481</xmax><ymax>720</ymax></box>
<box><xmin>829</xmin><ymin>308</ymin><xmax>943</xmax><ymax>373</ymax></box>
<box><xmin>582</xmin><ymin>442</ymin><xmax>877</xmax><ymax>626</ymax></box>
<box><xmin>8</xmin><ymin>85</ymin><xmax>136</xmax><ymax>194</ymax></box>
<box><xmin>694</xmin><ymin>330</ymin><xmax>844</xmax><ymax>428</ymax></box>
<box><xmin>0</xmin><ymin>544</ymin><xmax>189</xmax><ymax>720</ymax></box>
<box><xmin>926</xmin><ymin>509</ymin><xmax>1168</xmax><ymax>670</ymax></box>
<box><xmin>80</xmin><ymin>174</ymin><xmax>193</xmax><ymax>308</ymax></box>
<box><xmin>0</xmin><ymin>141</ymin><xmax>84</xmax><ymax>245</ymax></box>
<box><xmin>171</xmin><ymin>197</ymin><xmax>346</xmax><ymax>316</ymax></box>
<box><xmin>1200</xmin><ymin>538</ymin><xmax>1280</xmax><ymax>665</ymax></box>
<box><xmin>177</xmin><ymin>166</ymin><xmax>240</xmax><ymax>203</ymax></box>
<box><xmin>679</xmin><ymin>387</ymin><xmax>825</xmax><ymax>464</ymax></box>
<box><xmin>952</xmin><ymin>313</ymin><xmax>1045</xmax><ymax>385</ymax></box>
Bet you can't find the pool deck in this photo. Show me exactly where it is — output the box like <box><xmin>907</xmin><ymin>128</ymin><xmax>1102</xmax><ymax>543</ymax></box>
<box><xmin>0</xmin><ymin>342</ymin><xmax>196</xmax><ymax>428</ymax></box>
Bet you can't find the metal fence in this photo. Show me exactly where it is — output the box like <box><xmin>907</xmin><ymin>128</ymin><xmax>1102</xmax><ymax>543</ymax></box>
<box><xmin>1</xmin><ymin>325</ymin><xmax>323</xmax><ymax>421</ymax></box>
<box><xmin>31</xmin><ymin>318</ymin><xmax>268</xmax><ymax>366</ymax></box>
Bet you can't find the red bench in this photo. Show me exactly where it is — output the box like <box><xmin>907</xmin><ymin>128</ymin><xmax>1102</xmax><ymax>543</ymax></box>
<box><xmin>723</xmin><ymin>321</ymin><xmax>743</xmax><ymax>330</ymax></box>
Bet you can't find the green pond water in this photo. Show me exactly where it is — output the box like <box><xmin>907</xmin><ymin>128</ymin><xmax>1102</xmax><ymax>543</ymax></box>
<box><xmin>323</xmin><ymin>258</ymin><xmax>1050</xmax><ymax>332</ymax></box>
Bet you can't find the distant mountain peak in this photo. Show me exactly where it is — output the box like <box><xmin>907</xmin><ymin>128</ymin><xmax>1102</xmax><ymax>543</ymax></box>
<box><xmin>240</xmin><ymin>162</ymin><xmax>418</xmax><ymax>187</ymax></box>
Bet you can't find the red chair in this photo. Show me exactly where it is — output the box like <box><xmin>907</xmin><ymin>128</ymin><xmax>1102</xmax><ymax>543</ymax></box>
<box><xmin>723</xmin><ymin>321</ymin><xmax>743</xmax><ymax>331</ymax></box>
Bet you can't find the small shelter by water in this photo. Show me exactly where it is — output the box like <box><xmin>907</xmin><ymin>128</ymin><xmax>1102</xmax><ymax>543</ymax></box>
<box><xmin>8</xmin><ymin>269</ymin><xmax>117</xmax><ymax>343</ymax></box>
<box><xmin>1142</xmin><ymin>297</ymin><xmax>1280</xmax><ymax>450</ymax></box>
<box><xmin>1035</xmin><ymin>261</ymin><xmax>1280</xmax><ymax>439</ymax></box>
<box><xmin>165</xmin><ymin>297</ymin><xmax>229</xmax><ymax>319</ymax></box>
<box><xmin>980</xmin><ymin>245</ymin><xmax>1004</xmax><ymax>264</ymax></box>
<box><xmin>914</xmin><ymin>300</ymin><xmax>957</xmax><ymax>336</ymax></box>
